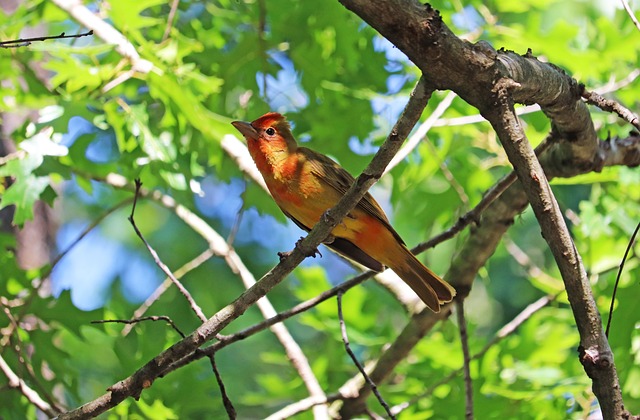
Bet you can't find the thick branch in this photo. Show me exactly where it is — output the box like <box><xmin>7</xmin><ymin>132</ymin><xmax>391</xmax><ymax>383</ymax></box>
<box><xmin>337</xmin><ymin>130</ymin><xmax>639</xmax><ymax>417</ymax></box>
<box><xmin>338</xmin><ymin>0</ymin><xmax>602</xmax><ymax>176</ymax></box>
<box><xmin>335</xmin><ymin>1</ymin><xmax>634</xmax><ymax>417</ymax></box>
<box><xmin>483</xmin><ymin>85</ymin><xmax>623</xmax><ymax>418</ymax></box>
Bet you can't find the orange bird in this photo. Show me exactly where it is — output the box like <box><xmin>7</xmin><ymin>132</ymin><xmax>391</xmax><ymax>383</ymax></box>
<box><xmin>232</xmin><ymin>112</ymin><xmax>455</xmax><ymax>312</ymax></box>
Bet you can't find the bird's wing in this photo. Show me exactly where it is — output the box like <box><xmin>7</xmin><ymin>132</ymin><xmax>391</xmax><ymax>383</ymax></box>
<box><xmin>300</xmin><ymin>147</ymin><xmax>405</xmax><ymax>245</ymax></box>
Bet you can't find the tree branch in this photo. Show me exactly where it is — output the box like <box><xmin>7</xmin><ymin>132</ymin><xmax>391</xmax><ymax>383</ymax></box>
<box><xmin>0</xmin><ymin>354</ymin><xmax>58</xmax><ymax>416</ymax></box>
<box><xmin>484</xmin><ymin>79</ymin><xmax>623</xmax><ymax>418</ymax></box>
<box><xmin>334</xmin><ymin>1</ymin><xmax>635</xmax><ymax>417</ymax></box>
<box><xmin>0</xmin><ymin>30</ymin><xmax>93</xmax><ymax>48</ymax></box>
<box><xmin>55</xmin><ymin>77</ymin><xmax>434</xmax><ymax>419</ymax></box>
<box><xmin>456</xmin><ymin>301</ymin><xmax>474</xmax><ymax>420</ymax></box>
<box><xmin>337</xmin><ymin>291</ymin><xmax>394</xmax><ymax>418</ymax></box>
<box><xmin>51</xmin><ymin>0</ymin><xmax>155</xmax><ymax>91</ymax></box>
<box><xmin>97</xmin><ymin>174</ymin><xmax>330</xmax><ymax>418</ymax></box>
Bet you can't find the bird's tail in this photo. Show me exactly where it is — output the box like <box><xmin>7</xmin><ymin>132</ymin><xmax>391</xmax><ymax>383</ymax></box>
<box><xmin>387</xmin><ymin>246</ymin><xmax>456</xmax><ymax>312</ymax></box>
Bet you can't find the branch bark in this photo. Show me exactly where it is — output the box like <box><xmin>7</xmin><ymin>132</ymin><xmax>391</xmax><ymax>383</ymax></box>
<box><xmin>484</xmin><ymin>81</ymin><xmax>622</xmax><ymax>418</ymax></box>
<box><xmin>336</xmin><ymin>1</ymin><xmax>631</xmax><ymax>418</ymax></box>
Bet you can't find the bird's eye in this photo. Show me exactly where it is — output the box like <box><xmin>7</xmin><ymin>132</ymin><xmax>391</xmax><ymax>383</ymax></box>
<box><xmin>265</xmin><ymin>127</ymin><xmax>276</xmax><ymax>136</ymax></box>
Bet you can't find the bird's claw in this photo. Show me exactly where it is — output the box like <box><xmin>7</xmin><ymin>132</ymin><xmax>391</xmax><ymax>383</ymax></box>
<box><xmin>295</xmin><ymin>237</ymin><xmax>322</xmax><ymax>258</ymax></box>
<box><xmin>307</xmin><ymin>247</ymin><xmax>322</xmax><ymax>258</ymax></box>
<box><xmin>278</xmin><ymin>237</ymin><xmax>322</xmax><ymax>261</ymax></box>
<box><xmin>321</xmin><ymin>210</ymin><xmax>334</xmax><ymax>224</ymax></box>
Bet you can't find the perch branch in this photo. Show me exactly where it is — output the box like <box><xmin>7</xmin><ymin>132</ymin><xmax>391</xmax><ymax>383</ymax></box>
<box><xmin>55</xmin><ymin>76</ymin><xmax>434</xmax><ymax>419</ymax></box>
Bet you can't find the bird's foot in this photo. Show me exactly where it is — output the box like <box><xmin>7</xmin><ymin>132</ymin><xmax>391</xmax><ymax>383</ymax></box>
<box><xmin>278</xmin><ymin>237</ymin><xmax>322</xmax><ymax>261</ymax></box>
<box><xmin>296</xmin><ymin>236</ymin><xmax>322</xmax><ymax>258</ymax></box>
<box><xmin>321</xmin><ymin>209</ymin><xmax>335</xmax><ymax>224</ymax></box>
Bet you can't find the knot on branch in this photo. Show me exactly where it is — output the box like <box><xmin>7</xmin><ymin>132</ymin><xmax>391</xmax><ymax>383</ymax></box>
<box><xmin>452</xmin><ymin>284</ymin><xmax>472</xmax><ymax>299</ymax></box>
<box><xmin>357</xmin><ymin>171</ymin><xmax>380</xmax><ymax>186</ymax></box>
<box><xmin>492</xmin><ymin>77</ymin><xmax>522</xmax><ymax>96</ymax></box>
<box><xmin>579</xmin><ymin>345</ymin><xmax>614</xmax><ymax>376</ymax></box>
<box><xmin>107</xmin><ymin>376</ymin><xmax>148</xmax><ymax>402</ymax></box>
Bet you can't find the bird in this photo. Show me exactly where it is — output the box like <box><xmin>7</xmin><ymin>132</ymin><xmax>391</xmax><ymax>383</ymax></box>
<box><xmin>231</xmin><ymin>112</ymin><xmax>455</xmax><ymax>312</ymax></box>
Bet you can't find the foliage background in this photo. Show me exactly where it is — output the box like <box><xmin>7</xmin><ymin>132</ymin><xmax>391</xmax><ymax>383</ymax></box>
<box><xmin>0</xmin><ymin>0</ymin><xmax>639</xmax><ymax>418</ymax></box>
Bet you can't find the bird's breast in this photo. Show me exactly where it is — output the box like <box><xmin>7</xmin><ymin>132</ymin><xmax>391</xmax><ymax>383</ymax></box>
<box><xmin>264</xmin><ymin>160</ymin><xmax>331</xmax><ymax>228</ymax></box>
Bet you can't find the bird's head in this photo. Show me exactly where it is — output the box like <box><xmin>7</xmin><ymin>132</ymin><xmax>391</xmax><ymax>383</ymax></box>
<box><xmin>231</xmin><ymin>112</ymin><xmax>297</xmax><ymax>151</ymax></box>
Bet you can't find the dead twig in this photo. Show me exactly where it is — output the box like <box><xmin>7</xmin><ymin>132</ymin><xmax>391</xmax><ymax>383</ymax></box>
<box><xmin>128</xmin><ymin>179</ymin><xmax>207</xmax><ymax>322</ymax></box>
<box><xmin>0</xmin><ymin>30</ymin><xmax>93</xmax><ymax>48</ymax></box>
<box><xmin>92</xmin><ymin>316</ymin><xmax>185</xmax><ymax>338</ymax></box>
<box><xmin>455</xmin><ymin>301</ymin><xmax>473</xmax><ymax>420</ymax></box>
<box><xmin>208</xmin><ymin>354</ymin><xmax>236</xmax><ymax>419</ymax></box>
<box><xmin>605</xmin><ymin>220</ymin><xmax>640</xmax><ymax>337</ymax></box>
<box><xmin>337</xmin><ymin>290</ymin><xmax>394</xmax><ymax>419</ymax></box>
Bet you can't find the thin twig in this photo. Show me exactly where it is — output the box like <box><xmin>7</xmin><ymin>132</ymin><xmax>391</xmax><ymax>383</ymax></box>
<box><xmin>365</xmin><ymin>407</ymin><xmax>386</xmax><ymax>420</ymax></box>
<box><xmin>51</xmin><ymin>0</ymin><xmax>155</xmax><ymax>93</ymax></box>
<box><xmin>9</xmin><ymin>198</ymin><xmax>133</xmax><ymax>322</ymax></box>
<box><xmin>0</xmin><ymin>30</ymin><xmax>93</xmax><ymax>48</ymax></box>
<box><xmin>391</xmin><ymin>294</ymin><xmax>557</xmax><ymax>415</ymax></box>
<box><xmin>424</xmin><ymin>132</ymin><xmax>470</xmax><ymax>207</ymax></box>
<box><xmin>581</xmin><ymin>88</ymin><xmax>640</xmax><ymax>131</ymax></box>
<box><xmin>504</xmin><ymin>237</ymin><xmax>561</xmax><ymax>288</ymax></box>
<box><xmin>264</xmin><ymin>394</ymin><xmax>342</xmax><ymax>420</ymax></box>
<box><xmin>621</xmin><ymin>0</ymin><xmax>640</xmax><ymax>31</ymax></box>
<box><xmin>412</xmin><ymin>134</ymin><xmax>554</xmax><ymax>255</ymax></box>
<box><xmin>123</xmin><ymin>248</ymin><xmax>216</xmax><ymax>335</ymax></box>
<box><xmin>385</xmin><ymin>91</ymin><xmax>457</xmax><ymax>174</ymax></box>
<box><xmin>227</xmin><ymin>205</ymin><xmax>244</xmax><ymax>247</ymax></box>
<box><xmin>50</xmin><ymin>198</ymin><xmax>134</xmax><ymax>274</ymax></box>
<box><xmin>162</xmin><ymin>0</ymin><xmax>180</xmax><ymax>41</ymax></box>
<box><xmin>605</xmin><ymin>220</ymin><xmax>640</xmax><ymax>337</ymax></box>
<box><xmin>99</xmin><ymin>174</ymin><xmax>330</xmax><ymax>417</ymax></box>
<box><xmin>455</xmin><ymin>301</ymin><xmax>473</xmax><ymax>420</ymax></box>
<box><xmin>593</xmin><ymin>69</ymin><xmax>640</xmax><ymax>95</ymax></box>
<box><xmin>0</xmin><ymin>300</ymin><xmax>65</xmax><ymax>413</ymax></box>
<box><xmin>337</xmin><ymin>290</ymin><xmax>395</xmax><ymax>419</ymax></box>
<box><xmin>257</xmin><ymin>0</ymin><xmax>268</xmax><ymax>98</ymax></box>
<box><xmin>0</xmin><ymin>355</ymin><xmax>58</xmax><ymax>416</ymax></box>
<box><xmin>0</xmin><ymin>149</ymin><xmax>26</xmax><ymax>165</ymax></box>
<box><xmin>92</xmin><ymin>316</ymin><xmax>185</xmax><ymax>338</ymax></box>
<box><xmin>208</xmin><ymin>354</ymin><xmax>236</xmax><ymax>419</ymax></box>
<box><xmin>128</xmin><ymin>179</ymin><xmax>207</xmax><ymax>322</ymax></box>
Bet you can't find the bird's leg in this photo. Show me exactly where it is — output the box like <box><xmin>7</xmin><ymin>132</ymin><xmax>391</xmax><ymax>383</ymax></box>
<box><xmin>278</xmin><ymin>237</ymin><xmax>323</xmax><ymax>261</ymax></box>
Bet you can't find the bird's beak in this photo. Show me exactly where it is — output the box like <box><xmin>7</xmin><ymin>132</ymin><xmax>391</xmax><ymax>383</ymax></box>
<box><xmin>231</xmin><ymin>120</ymin><xmax>259</xmax><ymax>141</ymax></box>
